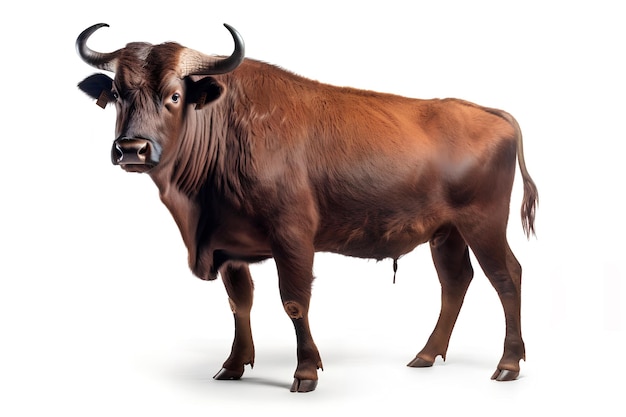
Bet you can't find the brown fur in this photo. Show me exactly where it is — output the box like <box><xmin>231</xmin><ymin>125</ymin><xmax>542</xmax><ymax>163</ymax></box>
<box><xmin>78</xmin><ymin>35</ymin><xmax>538</xmax><ymax>391</ymax></box>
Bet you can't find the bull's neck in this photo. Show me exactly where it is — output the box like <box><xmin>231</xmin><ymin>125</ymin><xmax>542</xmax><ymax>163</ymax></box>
<box><xmin>149</xmin><ymin>174</ymin><xmax>202</xmax><ymax>271</ymax></box>
<box><xmin>169</xmin><ymin>107</ymin><xmax>226</xmax><ymax>197</ymax></box>
<box><xmin>151</xmin><ymin>165</ymin><xmax>232</xmax><ymax>279</ymax></box>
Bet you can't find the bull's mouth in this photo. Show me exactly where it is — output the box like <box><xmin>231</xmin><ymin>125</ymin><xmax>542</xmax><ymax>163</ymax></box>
<box><xmin>111</xmin><ymin>137</ymin><xmax>161</xmax><ymax>173</ymax></box>
<box><xmin>119</xmin><ymin>164</ymin><xmax>155</xmax><ymax>173</ymax></box>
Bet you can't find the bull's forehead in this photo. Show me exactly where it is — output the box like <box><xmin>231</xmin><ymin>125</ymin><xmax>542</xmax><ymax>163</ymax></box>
<box><xmin>116</xmin><ymin>41</ymin><xmax>185</xmax><ymax>90</ymax></box>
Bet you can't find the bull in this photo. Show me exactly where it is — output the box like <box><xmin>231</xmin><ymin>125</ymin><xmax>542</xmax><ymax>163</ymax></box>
<box><xmin>76</xmin><ymin>23</ymin><xmax>538</xmax><ymax>392</ymax></box>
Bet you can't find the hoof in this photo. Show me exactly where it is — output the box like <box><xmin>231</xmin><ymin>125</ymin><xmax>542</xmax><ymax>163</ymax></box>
<box><xmin>213</xmin><ymin>367</ymin><xmax>244</xmax><ymax>380</ymax></box>
<box><xmin>407</xmin><ymin>356</ymin><xmax>434</xmax><ymax>368</ymax></box>
<box><xmin>290</xmin><ymin>378</ymin><xmax>318</xmax><ymax>393</ymax></box>
<box><xmin>491</xmin><ymin>369</ymin><xmax>519</xmax><ymax>381</ymax></box>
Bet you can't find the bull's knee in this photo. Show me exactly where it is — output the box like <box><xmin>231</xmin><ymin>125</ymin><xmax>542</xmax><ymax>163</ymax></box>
<box><xmin>283</xmin><ymin>301</ymin><xmax>305</xmax><ymax>319</ymax></box>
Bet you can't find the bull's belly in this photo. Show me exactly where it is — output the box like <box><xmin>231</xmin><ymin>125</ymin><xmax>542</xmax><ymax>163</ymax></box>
<box><xmin>198</xmin><ymin>206</ymin><xmax>443</xmax><ymax>277</ymax></box>
<box><xmin>314</xmin><ymin>222</ymin><xmax>436</xmax><ymax>260</ymax></box>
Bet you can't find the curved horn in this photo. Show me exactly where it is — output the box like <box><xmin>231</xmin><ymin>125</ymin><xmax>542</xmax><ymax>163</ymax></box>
<box><xmin>179</xmin><ymin>23</ymin><xmax>245</xmax><ymax>76</ymax></box>
<box><xmin>76</xmin><ymin>23</ymin><xmax>120</xmax><ymax>72</ymax></box>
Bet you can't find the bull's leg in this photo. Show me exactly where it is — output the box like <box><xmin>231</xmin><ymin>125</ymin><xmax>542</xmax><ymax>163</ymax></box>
<box><xmin>273</xmin><ymin>243</ymin><xmax>323</xmax><ymax>393</ymax></box>
<box><xmin>462</xmin><ymin>226</ymin><xmax>525</xmax><ymax>381</ymax></box>
<box><xmin>214</xmin><ymin>263</ymin><xmax>255</xmax><ymax>381</ymax></box>
<box><xmin>408</xmin><ymin>226</ymin><xmax>474</xmax><ymax>368</ymax></box>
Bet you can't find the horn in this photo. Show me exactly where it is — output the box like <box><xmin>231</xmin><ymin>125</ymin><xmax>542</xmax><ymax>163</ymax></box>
<box><xmin>178</xmin><ymin>23</ymin><xmax>245</xmax><ymax>76</ymax></box>
<box><xmin>76</xmin><ymin>23</ymin><xmax>120</xmax><ymax>72</ymax></box>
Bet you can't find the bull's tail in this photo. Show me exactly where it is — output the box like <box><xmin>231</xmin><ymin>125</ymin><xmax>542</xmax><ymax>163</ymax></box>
<box><xmin>507</xmin><ymin>112</ymin><xmax>538</xmax><ymax>238</ymax></box>
<box><xmin>489</xmin><ymin>109</ymin><xmax>539</xmax><ymax>238</ymax></box>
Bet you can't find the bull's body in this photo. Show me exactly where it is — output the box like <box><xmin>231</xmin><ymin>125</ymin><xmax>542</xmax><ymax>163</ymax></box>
<box><xmin>77</xmin><ymin>24</ymin><xmax>537</xmax><ymax>392</ymax></box>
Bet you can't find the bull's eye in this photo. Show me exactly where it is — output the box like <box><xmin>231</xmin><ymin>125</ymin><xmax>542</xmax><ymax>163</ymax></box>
<box><xmin>171</xmin><ymin>93</ymin><xmax>181</xmax><ymax>103</ymax></box>
<box><xmin>111</xmin><ymin>91</ymin><xmax>119</xmax><ymax>100</ymax></box>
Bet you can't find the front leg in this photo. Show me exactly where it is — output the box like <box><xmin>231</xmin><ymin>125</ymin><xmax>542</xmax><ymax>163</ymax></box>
<box><xmin>273</xmin><ymin>241</ymin><xmax>323</xmax><ymax>393</ymax></box>
<box><xmin>214</xmin><ymin>263</ymin><xmax>255</xmax><ymax>381</ymax></box>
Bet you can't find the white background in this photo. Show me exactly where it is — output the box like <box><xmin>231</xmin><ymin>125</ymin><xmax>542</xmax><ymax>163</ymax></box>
<box><xmin>1</xmin><ymin>0</ymin><xmax>624</xmax><ymax>415</ymax></box>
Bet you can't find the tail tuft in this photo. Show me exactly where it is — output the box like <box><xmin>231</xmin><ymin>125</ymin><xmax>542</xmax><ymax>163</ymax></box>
<box><xmin>521</xmin><ymin>177</ymin><xmax>538</xmax><ymax>238</ymax></box>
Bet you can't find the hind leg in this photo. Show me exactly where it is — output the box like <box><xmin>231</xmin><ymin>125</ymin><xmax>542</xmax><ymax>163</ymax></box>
<box><xmin>461</xmin><ymin>225</ymin><xmax>525</xmax><ymax>381</ymax></box>
<box><xmin>214</xmin><ymin>263</ymin><xmax>255</xmax><ymax>380</ymax></box>
<box><xmin>408</xmin><ymin>226</ymin><xmax>474</xmax><ymax>367</ymax></box>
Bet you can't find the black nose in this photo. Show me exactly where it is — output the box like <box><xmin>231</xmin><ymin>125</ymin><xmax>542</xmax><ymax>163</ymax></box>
<box><xmin>111</xmin><ymin>137</ymin><xmax>159</xmax><ymax>167</ymax></box>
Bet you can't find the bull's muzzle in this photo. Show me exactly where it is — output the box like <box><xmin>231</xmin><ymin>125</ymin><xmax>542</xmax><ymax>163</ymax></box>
<box><xmin>111</xmin><ymin>137</ymin><xmax>161</xmax><ymax>172</ymax></box>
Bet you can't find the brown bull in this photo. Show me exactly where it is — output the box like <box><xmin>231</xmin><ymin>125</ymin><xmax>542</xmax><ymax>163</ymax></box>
<box><xmin>76</xmin><ymin>23</ymin><xmax>538</xmax><ymax>392</ymax></box>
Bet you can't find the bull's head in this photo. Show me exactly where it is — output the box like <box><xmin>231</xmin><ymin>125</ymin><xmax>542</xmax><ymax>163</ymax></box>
<box><xmin>76</xmin><ymin>23</ymin><xmax>244</xmax><ymax>173</ymax></box>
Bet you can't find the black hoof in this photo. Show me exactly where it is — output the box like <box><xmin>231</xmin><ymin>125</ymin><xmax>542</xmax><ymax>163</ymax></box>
<box><xmin>213</xmin><ymin>367</ymin><xmax>243</xmax><ymax>380</ymax></box>
<box><xmin>290</xmin><ymin>378</ymin><xmax>318</xmax><ymax>392</ymax></box>
<box><xmin>407</xmin><ymin>356</ymin><xmax>434</xmax><ymax>368</ymax></box>
<box><xmin>491</xmin><ymin>369</ymin><xmax>519</xmax><ymax>381</ymax></box>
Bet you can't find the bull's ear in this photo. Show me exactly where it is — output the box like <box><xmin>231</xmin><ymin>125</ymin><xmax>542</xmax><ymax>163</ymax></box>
<box><xmin>187</xmin><ymin>77</ymin><xmax>224</xmax><ymax>110</ymax></box>
<box><xmin>78</xmin><ymin>73</ymin><xmax>114</xmax><ymax>109</ymax></box>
